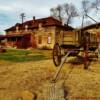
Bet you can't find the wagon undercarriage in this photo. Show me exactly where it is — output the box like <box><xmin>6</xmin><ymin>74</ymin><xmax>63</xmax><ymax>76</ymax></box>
<box><xmin>53</xmin><ymin>43</ymin><xmax>98</xmax><ymax>70</ymax></box>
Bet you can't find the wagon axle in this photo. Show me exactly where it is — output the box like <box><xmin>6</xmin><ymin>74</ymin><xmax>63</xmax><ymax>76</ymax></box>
<box><xmin>53</xmin><ymin>43</ymin><xmax>91</xmax><ymax>69</ymax></box>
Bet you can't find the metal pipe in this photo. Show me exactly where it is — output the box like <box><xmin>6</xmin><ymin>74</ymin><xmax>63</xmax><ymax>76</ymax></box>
<box><xmin>86</xmin><ymin>14</ymin><xmax>97</xmax><ymax>23</ymax></box>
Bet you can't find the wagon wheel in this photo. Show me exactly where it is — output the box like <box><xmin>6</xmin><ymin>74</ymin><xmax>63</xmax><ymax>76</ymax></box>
<box><xmin>53</xmin><ymin>43</ymin><xmax>61</xmax><ymax>66</ymax></box>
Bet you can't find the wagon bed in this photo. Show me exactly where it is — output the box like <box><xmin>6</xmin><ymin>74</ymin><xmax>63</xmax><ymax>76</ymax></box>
<box><xmin>53</xmin><ymin>30</ymin><xmax>98</xmax><ymax>69</ymax></box>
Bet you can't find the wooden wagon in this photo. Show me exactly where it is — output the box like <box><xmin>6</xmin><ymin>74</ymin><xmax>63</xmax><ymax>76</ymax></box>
<box><xmin>53</xmin><ymin>29</ymin><xmax>98</xmax><ymax>69</ymax></box>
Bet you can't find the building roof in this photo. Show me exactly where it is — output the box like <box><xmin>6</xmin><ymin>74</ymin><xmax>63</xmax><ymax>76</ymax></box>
<box><xmin>0</xmin><ymin>35</ymin><xmax>5</xmax><ymax>39</ymax></box>
<box><xmin>0</xmin><ymin>33</ymin><xmax>31</xmax><ymax>39</ymax></box>
<box><xmin>5</xmin><ymin>16</ymin><xmax>74</xmax><ymax>32</ymax></box>
<box><xmin>80</xmin><ymin>22</ymin><xmax>100</xmax><ymax>31</ymax></box>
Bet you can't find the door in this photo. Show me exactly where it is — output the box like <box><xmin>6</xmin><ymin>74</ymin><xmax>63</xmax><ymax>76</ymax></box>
<box><xmin>22</xmin><ymin>34</ymin><xmax>31</xmax><ymax>49</ymax></box>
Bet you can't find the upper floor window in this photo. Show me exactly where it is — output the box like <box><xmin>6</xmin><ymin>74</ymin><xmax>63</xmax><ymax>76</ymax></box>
<box><xmin>39</xmin><ymin>23</ymin><xmax>42</xmax><ymax>28</ymax></box>
<box><xmin>25</xmin><ymin>25</ymin><xmax>28</xmax><ymax>32</ymax></box>
<box><xmin>16</xmin><ymin>26</ymin><xmax>19</xmax><ymax>32</ymax></box>
<box><xmin>39</xmin><ymin>23</ymin><xmax>42</xmax><ymax>30</ymax></box>
<box><xmin>47</xmin><ymin>33</ymin><xmax>52</xmax><ymax>44</ymax></box>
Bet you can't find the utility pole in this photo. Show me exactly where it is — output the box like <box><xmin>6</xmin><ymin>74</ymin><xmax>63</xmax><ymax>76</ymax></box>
<box><xmin>20</xmin><ymin>13</ymin><xmax>25</xmax><ymax>24</ymax></box>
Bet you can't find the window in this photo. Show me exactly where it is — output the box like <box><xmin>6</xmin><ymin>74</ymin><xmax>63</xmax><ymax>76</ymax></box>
<box><xmin>25</xmin><ymin>25</ymin><xmax>28</xmax><ymax>32</ymax></box>
<box><xmin>39</xmin><ymin>23</ymin><xmax>42</xmax><ymax>30</ymax></box>
<box><xmin>47</xmin><ymin>33</ymin><xmax>52</xmax><ymax>44</ymax></box>
<box><xmin>39</xmin><ymin>23</ymin><xmax>42</xmax><ymax>28</ymax></box>
<box><xmin>38</xmin><ymin>36</ymin><xmax>42</xmax><ymax>44</ymax></box>
<box><xmin>16</xmin><ymin>26</ymin><xmax>19</xmax><ymax>32</ymax></box>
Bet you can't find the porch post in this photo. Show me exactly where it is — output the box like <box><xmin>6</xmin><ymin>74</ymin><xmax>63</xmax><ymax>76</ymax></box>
<box><xmin>98</xmin><ymin>39</ymin><xmax>100</xmax><ymax>60</ymax></box>
<box><xmin>97</xmin><ymin>32</ymin><xmax>100</xmax><ymax>60</ymax></box>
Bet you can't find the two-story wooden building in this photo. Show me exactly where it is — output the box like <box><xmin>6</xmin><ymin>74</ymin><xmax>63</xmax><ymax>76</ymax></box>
<box><xmin>4</xmin><ymin>16</ymin><xmax>73</xmax><ymax>49</ymax></box>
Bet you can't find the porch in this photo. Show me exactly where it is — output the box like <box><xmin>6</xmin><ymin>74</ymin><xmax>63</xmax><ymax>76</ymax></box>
<box><xmin>0</xmin><ymin>34</ymin><xmax>32</xmax><ymax>49</ymax></box>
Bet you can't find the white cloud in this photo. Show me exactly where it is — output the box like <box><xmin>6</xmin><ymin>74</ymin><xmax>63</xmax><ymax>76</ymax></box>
<box><xmin>0</xmin><ymin>5</ymin><xmax>13</xmax><ymax>11</ymax></box>
<box><xmin>0</xmin><ymin>0</ymin><xmax>99</xmax><ymax>34</ymax></box>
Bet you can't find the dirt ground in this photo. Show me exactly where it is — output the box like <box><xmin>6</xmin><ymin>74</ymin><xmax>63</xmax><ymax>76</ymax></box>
<box><xmin>0</xmin><ymin>59</ymin><xmax>100</xmax><ymax>100</ymax></box>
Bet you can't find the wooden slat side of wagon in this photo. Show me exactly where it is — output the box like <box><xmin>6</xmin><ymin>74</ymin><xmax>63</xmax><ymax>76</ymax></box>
<box><xmin>53</xmin><ymin>29</ymin><xmax>98</xmax><ymax>69</ymax></box>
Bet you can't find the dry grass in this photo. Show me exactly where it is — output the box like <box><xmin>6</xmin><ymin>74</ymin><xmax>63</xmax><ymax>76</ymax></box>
<box><xmin>0</xmin><ymin>59</ymin><xmax>100</xmax><ymax>100</ymax></box>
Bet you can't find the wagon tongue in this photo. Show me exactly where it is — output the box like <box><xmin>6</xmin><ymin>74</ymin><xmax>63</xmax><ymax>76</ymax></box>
<box><xmin>42</xmin><ymin>52</ymin><xmax>72</xmax><ymax>100</ymax></box>
<box><xmin>52</xmin><ymin>52</ymin><xmax>71</xmax><ymax>82</ymax></box>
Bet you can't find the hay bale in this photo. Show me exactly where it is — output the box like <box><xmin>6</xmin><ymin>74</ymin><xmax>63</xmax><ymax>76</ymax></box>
<box><xmin>42</xmin><ymin>81</ymin><xmax>65</xmax><ymax>100</ymax></box>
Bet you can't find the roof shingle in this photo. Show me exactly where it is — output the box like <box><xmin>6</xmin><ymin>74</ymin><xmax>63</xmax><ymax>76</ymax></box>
<box><xmin>5</xmin><ymin>16</ymin><xmax>73</xmax><ymax>32</ymax></box>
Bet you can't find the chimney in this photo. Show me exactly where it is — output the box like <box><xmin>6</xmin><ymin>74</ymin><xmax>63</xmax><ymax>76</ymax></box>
<box><xmin>33</xmin><ymin>16</ymin><xmax>35</xmax><ymax>22</ymax></box>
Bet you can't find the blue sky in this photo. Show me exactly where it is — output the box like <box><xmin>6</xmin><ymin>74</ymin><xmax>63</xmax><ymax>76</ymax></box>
<box><xmin>0</xmin><ymin>0</ymin><xmax>99</xmax><ymax>34</ymax></box>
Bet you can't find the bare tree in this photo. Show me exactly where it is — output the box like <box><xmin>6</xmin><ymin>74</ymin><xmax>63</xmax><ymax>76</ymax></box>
<box><xmin>50</xmin><ymin>0</ymin><xmax>99</xmax><ymax>27</ymax></box>
<box><xmin>80</xmin><ymin>0</ymin><xmax>93</xmax><ymax>27</ymax></box>
<box><xmin>50</xmin><ymin>5</ymin><xmax>63</xmax><ymax>22</ymax></box>
<box><xmin>81</xmin><ymin>0</ymin><xmax>91</xmax><ymax>16</ymax></box>
<box><xmin>64</xmin><ymin>3</ymin><xmax>78</xmax><ymax>25</ymax></box>
<box><xmin>56</xmin><ymin>5</ymin><xmax>63</xmax><ymax>22</ymax></box>
<box><xmin>50</xmin><ymin>3</ymin><xmax>78</xmax><ymax>26</ymax></box>
<box><xmin>91</xmin><ymin>0</ymin><xmax>100</xmax><ymax>10</ymax></box>
<box><xmin>50</xmin><ymin>8</ymin><xmax>57</xmax><ymax>18</ymax></box>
